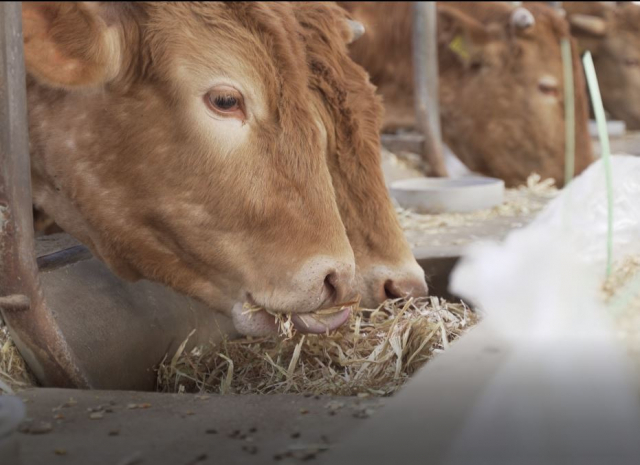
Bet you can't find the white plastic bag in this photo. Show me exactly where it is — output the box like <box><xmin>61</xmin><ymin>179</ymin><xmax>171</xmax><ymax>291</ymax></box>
<box><xmin>444</xmin><ymin>156</ymin><xmax>640</xmax><ymax>465</ymax></box>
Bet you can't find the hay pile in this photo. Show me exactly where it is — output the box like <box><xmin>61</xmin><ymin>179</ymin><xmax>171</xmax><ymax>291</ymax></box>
<box><xmin>157</xmin><ymin>297</ymin><xmax>476</xmax><ymax>396</ymax></box>
<box><xmin>0</xmin><ymin>326</ymin><xmax>35</xmax><ymax>394</ymax></box>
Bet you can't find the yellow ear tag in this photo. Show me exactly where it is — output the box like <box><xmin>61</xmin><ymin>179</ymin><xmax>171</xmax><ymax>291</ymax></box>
<box><xmin>448</xmin><ymin>34</ymin><xmax>470</xmax><ymax>61</ymax></box>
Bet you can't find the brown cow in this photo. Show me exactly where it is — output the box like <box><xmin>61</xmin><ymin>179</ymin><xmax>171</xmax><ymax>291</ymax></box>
<box><xmin>339</xmin><ymin>1</ymin><xmax>594</xmax><ymax>187</ymax></box>
<box><xmin>23</xmin><ymin>2</ymin><xmax>427</xmax><ymax>336</ymax></box>
<box><xmin>293</xmin><ymin>3</ymin><xmax>427</xmax><ymax>308</ymax></box>
<box><xmin>563</xmin><ymin>2</ymin><xmax>640</xmax><ymax>129</ymax></box>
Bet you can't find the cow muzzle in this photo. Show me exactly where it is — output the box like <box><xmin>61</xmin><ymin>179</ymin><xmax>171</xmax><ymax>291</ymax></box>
<box><xmin>357</xmin><ymin>260</ymin><xmax>429</xmax><ymax>309</ymax></box>
<box><xmin>230</xmin><ymin>256</ymin><xmax>357</xmax><ymax>336</ymax></box>
<box><xmin>230</xmin><ymin>300</ymin><xmax>355</xmax><ymax>337</ymax></box>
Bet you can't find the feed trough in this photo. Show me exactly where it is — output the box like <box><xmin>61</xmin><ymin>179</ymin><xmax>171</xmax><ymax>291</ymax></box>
<box><xmin>389</xmin><ymin>177</ymin><xmax>505</xmax><ymax>214</ymax></box>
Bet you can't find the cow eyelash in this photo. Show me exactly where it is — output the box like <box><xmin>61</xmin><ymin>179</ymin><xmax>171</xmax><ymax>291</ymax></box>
<box><xmin>205</xmin><ymin>86</ymin><xmax>245</xmax><ymax>119</ymax></box>
<box><xmin>213</xmin><ymin>95</ymin><xmax>238</xmax><ymax>110</ymax></box>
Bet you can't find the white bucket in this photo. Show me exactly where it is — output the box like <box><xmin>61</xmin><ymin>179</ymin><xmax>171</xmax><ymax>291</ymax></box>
<box><xmin>389</xmin><ymin>176</ymin><xmax>505</xmax><ymax>213</ymax></box>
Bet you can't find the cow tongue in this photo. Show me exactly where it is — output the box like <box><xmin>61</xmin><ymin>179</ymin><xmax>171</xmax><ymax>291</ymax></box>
<box><xmin>291</xmin><ymin>307</ymin><xmax>352</xmax><ymax>334</ymax></box>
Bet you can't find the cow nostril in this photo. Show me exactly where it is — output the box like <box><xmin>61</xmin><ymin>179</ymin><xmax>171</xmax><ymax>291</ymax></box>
<box><xmin>381</xmin><ymin>276</ymin><xmax>429</xmax><ymax>302</ymax></box>
<box><xmin>324</xmin><ymin>272</ymin><xmax>338</xmax><ymax>301</ymax></box>
<box><xmin>384</xmin><ymin>280</ymin><xmax>403</xmax><ymax>300</ymax></box>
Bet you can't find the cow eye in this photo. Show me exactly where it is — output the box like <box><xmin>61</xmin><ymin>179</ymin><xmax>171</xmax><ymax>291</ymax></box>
<box><xmin>205</xmin><ymin>86</ymin><xmax>245</xmax><ymax>119</ymax></box>
<box><xmin>214</xmin><ymin>95</ymin><xmax>238</xmax><ymax>110</ymax></box>
<box><xmin>538</xmin><ymin>76</ymin><xmax>559</xmax><ymax>97</ymax></box>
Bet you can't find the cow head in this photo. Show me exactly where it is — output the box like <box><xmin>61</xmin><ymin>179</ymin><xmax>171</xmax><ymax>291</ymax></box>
<box><xmin>565</xmin><ymin>2</ymin><xmax>640</xmax><ymax>129</ymax></box>
<box><xmin>436</xmin><ymin>2</ymin><xmax>594</xmax><ymax>187</ymax></box>
<box><xmin>24</xmin><ymin>2</ymin><xmax>363</xmax><ymax>336</ymax></box>
<box><xmin>293</xmin><ymin>3</ymin><xmax>428</xmax><ymax>309</ymax></box>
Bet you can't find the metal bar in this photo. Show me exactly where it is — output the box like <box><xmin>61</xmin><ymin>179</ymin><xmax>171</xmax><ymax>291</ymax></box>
<box><xmin>36</xmin><ymin>245</ymin><xmax>93</xmax><ymax>272</ymax></box>
<box><xmin>412</xmin><ymin>2</ymin><xmax>448</xmax><ymax>177</ymax></box>
<box><xmin>0</xmin><ymin>1</ymin><xmax>88</xmax><ymax>388</ymax></box>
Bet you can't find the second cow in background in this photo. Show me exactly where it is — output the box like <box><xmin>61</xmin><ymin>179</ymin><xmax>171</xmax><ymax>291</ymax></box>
<box><xmin>564</xmin><ymin>1</ymin><xmax>640</xmax><ymax>130</ymax></box>
<box><xmin>339</xmin><ymin>1</ymin><xmax>594</xmax><ymax>187</ymax></box>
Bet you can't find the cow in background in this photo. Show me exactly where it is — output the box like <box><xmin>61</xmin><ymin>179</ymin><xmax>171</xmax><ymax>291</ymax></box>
<box><xmin>339</xmin><ymin>1</ymin><xmax>594</xmax><ymax>187</ymax></box>
<box><xmin>563</xmin><ymin>1</ymin><xmax>640</xmax><ymax>129</ymax></box>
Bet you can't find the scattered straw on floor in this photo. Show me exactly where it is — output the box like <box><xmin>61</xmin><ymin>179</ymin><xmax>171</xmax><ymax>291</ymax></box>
<box><xmin>157</xmin><ymin>297</ymin><xmax>477</xmax><ymax>396</ymax></box>
<box><xmin>397</xmin><ymin>174</ymin><xmax>558</xmax><ymax>249</ymax></box>
<box><xmin>0</xmin><ymin>326</ymin><xmax>36</xmax><ymax>394</ymax></box>
<box><xmin>388</xmin><ymin>149</ymin><xmax>429</xmax><ymax>174</ymax></box>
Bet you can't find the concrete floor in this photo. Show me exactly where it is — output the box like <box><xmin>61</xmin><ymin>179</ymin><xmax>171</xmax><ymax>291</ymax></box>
<box><xmin>12</xmin><ymin>388</ymin><xmax>385</xmax><ymax>465</ymax></box>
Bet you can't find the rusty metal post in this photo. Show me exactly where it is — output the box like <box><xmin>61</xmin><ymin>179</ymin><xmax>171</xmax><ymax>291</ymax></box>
<box><xmin>412</xmin><ymin>2</ymin><xmax>448</xmax><ymax>177</ymax></box>
<box><xmin>0</xmin><ymin>1</ymin><xmax>88</xmax><ymax>388</ymax></box>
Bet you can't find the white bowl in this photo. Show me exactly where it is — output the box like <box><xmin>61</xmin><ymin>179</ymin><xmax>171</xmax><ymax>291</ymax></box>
<box><xmin>588</xmin><ymin>120</ymin><xmax>626</xmax><ymax>138</ymax></box>
<box><xmin>389</xmin><ymin>176</ymin><xmax>505</xmax><ymax>214</ymax></box>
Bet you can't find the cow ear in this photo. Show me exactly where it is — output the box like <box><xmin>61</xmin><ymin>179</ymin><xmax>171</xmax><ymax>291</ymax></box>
<box><xmin>568</xmin><ymin>14</ymin><xmax>608</xmax><ymax>37</ymax></box>
<box><xmin>437</xmin><ymin>5</ymin><xmax>491</xmax><ymax>64</ymax></box>
<box><xmin>22</xmin><ymin>2</ymin><xmax>122</xmax><ymax>88</ymax></box>
<box><xmin>567</xmin><ymin>13</ymin><xmax>608</xmax><ymax>55</ymax></box>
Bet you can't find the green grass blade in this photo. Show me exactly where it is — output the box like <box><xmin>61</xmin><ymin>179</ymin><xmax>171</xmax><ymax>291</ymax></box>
<box><xmin>582</xmin><ymin>51</ymin><xmax>614</xmax><ymax>277</ymax></box>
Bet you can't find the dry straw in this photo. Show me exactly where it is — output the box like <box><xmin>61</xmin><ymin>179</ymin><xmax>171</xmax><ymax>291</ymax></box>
<box><xmin>156</xmin><ymin>296</ymin><xmax>476</xmax><ymax>396</ymax></box>
<box><xmin>0</xmin><ymin>326</ymin><xmax>36</xmax><ymax>394</ymax></box>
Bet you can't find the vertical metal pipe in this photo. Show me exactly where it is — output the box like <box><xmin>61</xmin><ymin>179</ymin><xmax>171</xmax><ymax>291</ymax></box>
<box><xmin>0</xmin><ymin>1</ymin><xmax>87</xmax><ymax>388</ymax></box>
<box><xmin>412</xmin><ymin>2</ymin><xmax>448</xmax><ymax>177</ymax></box>
<box><xmin>0</xmin><ymin>1</ymin><xmax>34</xmax><ymax>319</ymax></box>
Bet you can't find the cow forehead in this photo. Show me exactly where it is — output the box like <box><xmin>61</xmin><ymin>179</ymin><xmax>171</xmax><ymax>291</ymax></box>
<box><xmin>142</xmin><ymin>2</ymin><xmax>316</xmax><ymax>121</ymax></box>
<box><xmin>499</xmin><ymin>9</ymin><xmax>568</xmax><ymax>60</ymax></box>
